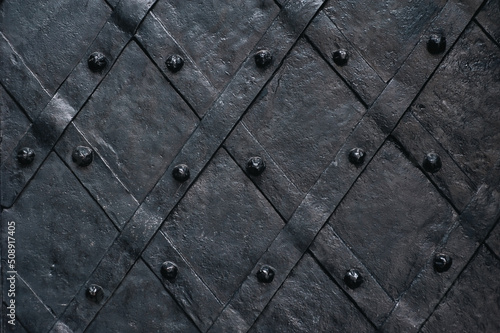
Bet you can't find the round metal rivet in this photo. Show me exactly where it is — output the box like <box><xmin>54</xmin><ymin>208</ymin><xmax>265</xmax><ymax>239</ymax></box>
<box><xmin>161</xmin><ymin>261</ymin><xmax>178</xmax><ymax>280</ymax></box>
<box><xmin>172</xmin><ymin>164</ymin><xmax>190</xmax><ymax>182</ymax></box>
<box><xmin>348</xmin><ymin>148</ymin><xmax>365</xmax><ymax>165</ymax></box>
<box><xmin>256</xmin><ymin>265</ymin><xmax>274</xmax><ymax>283</ymax></box>
<box><xmin>17</xmin><ymin>147</ymin><xmax>35</xmax><ymax>166</ymax></box>
<box><xmin>427</xmin><ymin>34</ymin><xmax>446</xmax><ymax>54</ymax></box>
<box><xmin>86</xmin><ymin>284</ymin><xmax>104</xmax><ymax>302</ymax></box>
<box><xmin>165</xmin><ymin>54</ymin><xmax>184</xmax><ymax>73</ymax></box>
<box><xmin>332</xmin><ymin>49</ymin><xmax>349</xmax><ymax>66</ymax></box>
<box><xmin>246</xmin><ymin>156</ymin><xmax>266</xmax><ymax>176</ymax></box>
<box><xmin>344</xmin><ymin>269</ymin><xmax>363</xmax><ymax>289</ymax></box>
<box><xmin>72</xmin><ymin>146</ymin><xmax>93</xmax><ymax>167</ymax></box>
<box><xmin>88</xmin><ymin>52</ymin><xmax>108</xmax><ymax>72</ymax></box>
<box><xmin>434</xmin><ymin>253</ymin><xmax>452</xmax><ymax>273</ymax></box>
<box><xmin>254</xmin><ymin>50</ymin><xmax>272</xmax><ymax>68</ymax></box>
<box><xmin>423</xmin><ymin>152</ymin><xmax>442</xmax><ymax>173</ymax></box>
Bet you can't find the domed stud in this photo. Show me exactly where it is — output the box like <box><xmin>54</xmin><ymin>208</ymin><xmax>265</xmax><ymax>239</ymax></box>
<box><xmin>332</xmin><ymin>49</ymin><xmax>349</xmax><ymax>66</ymax></box>
<box><xmin>254</xmin><ymin>50</ymin><xmax>272</xmax><ymax>68</ymax></box>
<box><xmin>256</xmin><ymin>265</ymin><xmax>275</xmax><ymax>283</ymax></box>
<box><xmin>172</xmin><ymin>164</ymin><xmax>190</xmax><ymax>182</ymax></box>
<box><xmin>427</xmin><ymin>34</ymin><xmax>446</xmax><ymax>54</ymax></box>
<box><xmin>87</xmin><ymin>52</ymin><xmax>108</xmax><ymax>72</ymax></box>
<box><xmin>246</xmin><ymin>156</ymin><xmax>266</xmax><ymax>176</ymax></box>
<box><xmin>86</xmin><ymin>284</ymin><xmax>104</xmax><ymax>303</ymax></box>
<box><xmin>17</xmin><ymin>147</ymin><xmax>35</xmax><ymax>166</ymax></box>
<box><xmin>344</xmin><ymin>269</ymin><xmax>363</xmax><ymax>289</ymax></box>
<box><xmin>423</xmin><ymin>152</ymin><xmax>442</xmax><ymax>173</ymax></box>
<box><xmin>72</xmin><ymin>146</ymin><xmax>94</xmax><ymax>167</ymax></box>
<box><xmin>433</xmin><ymin>253</ymin><xmax>452</xmax><ymax>273</ymax></box>
<box><xmin>165</xmin><ymin>54</ymin><xmax>184</xmax><ymax>73</ymax></box>
<box><xmin>161</xmin><ymin>261</ymin><xmax>178</xmax><ymax>280</ymax></box>
<box><xmin>348</xmin><ymin>148</ymin><xmax>366</xmax><ymax>166</ymax></box>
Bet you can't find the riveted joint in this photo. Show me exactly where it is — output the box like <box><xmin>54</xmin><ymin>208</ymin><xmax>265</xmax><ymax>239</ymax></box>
<box><xmin>256</xmin><ymin>265</ymin><xmax>275</xmax><ymax>283</ymax></box>
<box><xmin>166</xmin><ymin>54</ymin><xmax>184</xmax><ymax>73</ymax></box>
<box><xmin>433</xmin><ymin>253</ymin><xmax>452</xmax><ymax>273</ymax></box>
<box><xmin>427</xmin><ymin>33</ymin><xmax>446</xmax><ymax>54</ymax></box>
<box><xmin>344</xmin><ymin>269</ymin><xmax>363</xmax><ymax>289</ymax></box>
<box><xmin>172</xmin><ymin>164</ymin><xmax>190</xmax><ymax>182</ymax></box>
<box><xmin>86</xmin><ymin>284</ymin><xmax>104</xmax><ymax>303</ymax></box>
<box><xmin>423</xmin><ymin>152</ymin><xmax>442</xmax><ymax>173</ymax></box>
<box><xmin>348</xmin><ymin>148</ymin><xmax>365</xmax><ymax>166</ymax></box>
<box><xmin>72</xmin><ymin>146</ymin><xmax>94</xmax><ymax>167</ymax></box>
<box><xmin>246</xmin><ymin>156</ymin><xmax>266</xmax><ymax>176</ymax></box>
<box><xmin>161</xmin><ymin>261</ymin><xmax>178</xmax><ymax>280</ymax></box>
<box><xmin>254</xmin><ymin>50</ymin><xmax>272</xmax><ymax>68</ymax></box>
<box><xmin>17</xmin><ymin>147</ymin><xmax>35</xmax><ymax>166</ymax></box>
<box><xmin>332</xmin><ymin>49</ymin><xmax>349</xmax><ymax>66</ymax></box>
<box><xmin>88</xmin><ymin>52</ymin><xmax>108</xmax><ymax>72</ymax></box>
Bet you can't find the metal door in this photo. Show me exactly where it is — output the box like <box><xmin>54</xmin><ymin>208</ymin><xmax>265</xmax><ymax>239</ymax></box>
<box><xmin>1</xmin><ymin>0</ymin><xmax>500</xmax><ymax>332</ymax></box>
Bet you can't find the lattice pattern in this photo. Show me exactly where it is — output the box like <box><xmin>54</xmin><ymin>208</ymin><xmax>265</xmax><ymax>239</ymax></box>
<box><xmin>1</xmin><ymin>0</ymin><xmax>499</xmax><ymax>332</ymax></box>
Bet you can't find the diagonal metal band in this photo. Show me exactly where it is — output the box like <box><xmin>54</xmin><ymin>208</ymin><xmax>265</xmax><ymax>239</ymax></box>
<box><xmin>208</xmin><ymin>0</ymin><xmax>484</xmax><ymax>331</ymax></box>
<box><xmin>0</xmin><ymin>0</ymin><xmax>159</xmax><ymax>208</ymax></box>
<box><xmin>0</xmin><ymin>32</ymin><xmax>51</xmax><ymax>121</ymax></box>
<box><xmin>50</xmin><ymin>0</ymin><xmax>327</xmax><ymax>331</ymax></box>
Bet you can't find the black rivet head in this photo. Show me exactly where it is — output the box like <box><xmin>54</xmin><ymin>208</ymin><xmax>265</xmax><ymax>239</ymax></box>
<box><xmin>254</xmin><ymin>50</ymin><xmax>272</xmax><ymax>68</ymax></box>
<box><xmin>17</xmin><ymin>147</ymin><xmax>35</xmax><ymax>166</ymax></box>
<box><xmin>165</xmin><ymin>54</ymin><xmax>184</xmax><ymax>73</ymax></box>
<box><xmin>172</xmin><ymin>164</ymin><xmax>190</xmax><ymax>182</ymax></box>
<box><xmin>72</xmin><ymin>146</ymin><xmax>93</xmax><ymax>167</ymax></box>
<box><xmin>88</xmin><ymin>52</ymin><xmax>108</xmax><ymax>72</ymax></box>
<box><xmin>86</xmin><ymin>284</ymin><xmax>104</xmax><ymax>302</ymax></box>
<box><xmin>434</xmin><ymin>253</ymin><xmax>452</xmax><ymax>273</ymax></box>
<box><xmin>423</xmin><ymin>152</ymin><xmax>442</xmax><ymax>173</ymax></box>
<box><xmin>427</xmin><ymin>34</ymin><xmax>446</xmax><ymax>54</ymax></box>
<box><xmin>246</xmin><ymin>156</ymin><xmax>266</xmax><ymax>176</ymax></box>
<box><xmin>256</xmin><ymin>265</ymin><xmax>274</xmax><ymax>283</ymax></box>
<box><xmin>348</xmin><ymin>148</ymin><xmax>365</xmax><ymax>165</ymax></box>
<box><xmin>332</xmin><ymin>49</ymin><xmax>349</xmax><ymax>66</ymax></box>
<box><xmin>161</xmin><ymin>261</ymin><xmax>178</xmax><ymax>280</ymax></box>
<box><xmin>344</xmin><ymin>269</ymin><xmax>363</xmax><ymax>289</ymax></box>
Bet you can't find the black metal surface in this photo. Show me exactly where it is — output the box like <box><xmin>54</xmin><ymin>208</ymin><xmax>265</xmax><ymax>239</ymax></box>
<box><xmin>1</xmin><ymin>0</ymin><xmax>499</xmax><ymax>332</ymax></box>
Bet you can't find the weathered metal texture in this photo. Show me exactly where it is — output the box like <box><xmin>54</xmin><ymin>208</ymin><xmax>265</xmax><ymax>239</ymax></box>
<box><xmin>1</xmin><ymin>0</ymin><xmax>499</xmax><ymax>332</ymax></box>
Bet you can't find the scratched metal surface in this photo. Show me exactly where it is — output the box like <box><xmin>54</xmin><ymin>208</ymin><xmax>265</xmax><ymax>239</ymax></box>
<box><xmin>1</xmin><ymin>0</ymin><xmax>499</xmax><ymax>332</ymax></box>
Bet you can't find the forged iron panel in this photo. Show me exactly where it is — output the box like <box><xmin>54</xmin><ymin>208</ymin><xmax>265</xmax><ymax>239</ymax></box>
<box><xmin>160</xmin><ymin>149</ymin><xmax>285</xmax><ymax>304</ymax></box>
<box><xmin>1</xmin><ymin>0</ymin><xmax>500</xmax><ymax>332</ymax></box>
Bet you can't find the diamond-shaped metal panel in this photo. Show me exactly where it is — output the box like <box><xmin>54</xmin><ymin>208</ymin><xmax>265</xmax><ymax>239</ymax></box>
<box><xmin>319</xmin><ymin>141</ymin><xmax>457</xmax><ymax>298</ymax></box>
<box><xmin>226</xmin><ymin>39</ymin><xmax>366</xmax><ymax>218</ymax></box>
<box><xmin>74</xmin><ymin>41</ymin><xmax>199</xmax><ymax>202</ymax></box>
<box><xmin>1</xmin><ymin>0</ymin><xmax>499</xmax><ymax>332</ymax></box>
<box><xmin>161</xmin><ymin>149</ymin><xmax>284</xmax><ymax>303</ymax></box>
<box><xmin>2</xmin><ymin>153</ymin><xmax>117</xmax><ymax>318</ymax></box>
